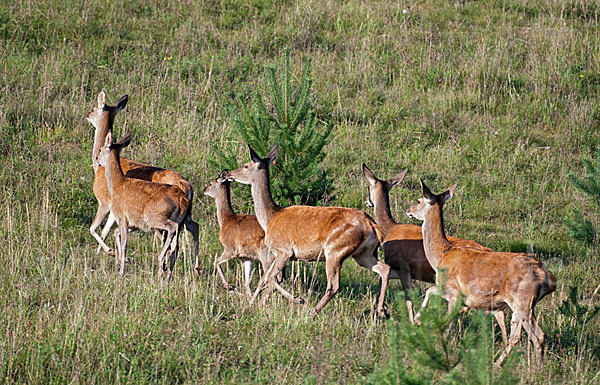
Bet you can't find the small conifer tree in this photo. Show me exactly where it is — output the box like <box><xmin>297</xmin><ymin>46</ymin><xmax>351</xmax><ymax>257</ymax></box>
<box><xmin>214</xmin><ymin>49</ymin><xmax>333</xmax><ymax>207</ymax></box>
<box><xmin>566</xmin><ymin>148</ymin><xmax>600</xmax><ymax>258</ymax></box>
<box><xmin>366</xmin><ymin>290</ymin><xmax>518</xmax><ymax>385</ymax></box>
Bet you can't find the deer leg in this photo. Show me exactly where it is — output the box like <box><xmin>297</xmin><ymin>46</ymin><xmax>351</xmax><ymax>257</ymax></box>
<box><xmin>250</xmin><ymin>255</ymin><xmax>279</xmax><ymax>306</ymax></box>
<box><xmin>522</xmin><ymin>308</ymin><xmax>544</xmax><ymax>364</ymax></box>
<box><xmin>396</xmin><ymin>268</ymin><xmax>416</xmax><ymax>324</ymax></box>
<box><xmin>493</xmin><ymin>310</ymin><xmax>509</xmax><ymax>348</ymax></box>
<box><xmin>242</xmin><ymin>260</ymin><xmax>253</xmax><ymax>298</ymax></box>
<box><xmin>117</xmin><ymin>222</ymin><xmax>128</xmax><ymax>276</ymax></box>
<box><xmin>260</xmin><ymin>256</ymin><xmax>301</xmax><ymax>305</ymax></box>
<box><xmin>257</xmin><ymin>252</ymin><xmax>302</xmax><ymax>304</ymax></box>
<box><xmin>164</xmin><ymin>228</ymin><xmax>180</xmax><ymax>283</ymax></box>
<box><xmin>311</xmin><ymin>258</ymin><xmax>342</xmax><ymax>317</ymax></box>
<box><xmin>214</xmin><ymin>250</ymin><xmax>236</xmax><ymax>291</ymax></box>
<box><xmin>157</xmin><ymin>222</ymin><xmax>176</xmax><ymax>274</ymax></box>
<box><xmin>90</xmin><ymin>204</ymin><xmax>114</xmax><ymax>255</ymax></box>
<box><xmin>414</xmin><ymin>286</ymin><xmax>439</xmax><ymax>324</ymax></box>
<box><xmin>495</xmin><ymin>313</ymin><xmax>523</xmax><ymax>366</ymax></box>
<box><xmin>184</xmin><ymin>217</ymin><xmax>201</xmax><ymax>275</ymax></box>
<box><xmin>353</xmin><ymin>251</ymin><xmax>391</xmax><ymax>319</ymax></box>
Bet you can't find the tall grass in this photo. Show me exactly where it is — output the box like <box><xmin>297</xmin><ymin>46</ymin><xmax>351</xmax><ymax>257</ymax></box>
<box><xmin>1</xmin><ymin>0</ymin><xmax>599</xmax><ymax>383</ymax></box>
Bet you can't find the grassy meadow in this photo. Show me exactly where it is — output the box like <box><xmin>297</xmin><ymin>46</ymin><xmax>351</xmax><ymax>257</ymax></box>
<box><xmin>1</xmin><ymin>0</ymin><xmax>600</xmax><ymax>383</ymax></box>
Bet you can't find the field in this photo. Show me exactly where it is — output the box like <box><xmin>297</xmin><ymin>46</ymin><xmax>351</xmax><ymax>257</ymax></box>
<box><xmin>1</xmin><ymin>0</ymin><xmax>600</xmax><ymax>383</ymax></box>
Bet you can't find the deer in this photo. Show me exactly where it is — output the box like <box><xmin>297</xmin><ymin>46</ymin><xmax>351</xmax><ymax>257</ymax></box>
<box><xmin>204</xmin><ymin>170</ymin><xmax>273</xmax><ymax>297</ymax></box>
<box><xmin>406</xmin><ymin>179</ymin><xmax>557</xmax><ymax>365</ymax></box>
<box><xmin>97</xmin><ymin>131</ymin><xmax>191</xmax><ymax>281</ymax></box>
<box><xmin>226</xmin><ymin>144</ymin><xmax>391</xmax><ymax>318</ymax></box>
<box><xmin>86</xmin><ymin>90</ymin><xmax>200</xmax><ymax>273</ymax></box>
<box><xmin>362</xmin><ymin>164</ymin><xmax>507</xmax><ymax>342</ymax></box>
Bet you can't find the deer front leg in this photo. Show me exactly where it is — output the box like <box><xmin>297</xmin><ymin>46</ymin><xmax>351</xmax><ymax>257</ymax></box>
<box><xmin>90</xmin><ymin>204</ymin><xmax>114</xmax><ymax>255</ymax></box>
<box><xmin>214</xmin><ymin>250</ymin><xmax>236</xmax><ymax>291</ymax></box>
<box><xmin>184</xmin><ymin>217</ymin><xmax>201</xmax><ymax>275</ymax></box>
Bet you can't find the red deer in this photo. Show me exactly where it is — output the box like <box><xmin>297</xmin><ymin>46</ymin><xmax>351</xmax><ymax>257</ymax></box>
<box><xmin>86</xmin><ymin>90</ymin><xmax>199</xmax><ymax>272</ymax></box>
<box><xmin>362</xmin><ymin>164</ymin><xmax>505</xmax><ymax>339</ymax></box>
<box><xmin>97</xmin><ymin>132</ymin><xmax>191</xmax><ymax>281</ymax></box>
<box><xmin>406</xmin><ymin>180</ymin><xmax>557</xmax><ymax>365</ymax></box>
<box><xmin>227</xmin><ymin>144</ymin><xmax>391</xmax><ymax>318</ymax></box>
<box><xmin>204</xmin><ymin>170</ymin><xmax>271</xmax><ymax>297</ymax></box>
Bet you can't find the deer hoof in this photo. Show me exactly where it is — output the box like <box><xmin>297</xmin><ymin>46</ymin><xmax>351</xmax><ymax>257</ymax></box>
<box><xmin>293</xmin><ymin>297</ymin><xmax>305</xmax><ymax>305</ymax></box>
<box><xmin>226</xmin><ymin>284</ymin><xmax>236</xmax><ymax>291</ymax></box>
<box><xmin>106</xmin><ymin>249</ymin><xmax>116</xmax><ymax>257</ymax></box>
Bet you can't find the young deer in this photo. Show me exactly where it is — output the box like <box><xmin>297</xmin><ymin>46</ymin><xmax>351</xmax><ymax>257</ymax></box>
<box><xmin>97</xmin><ymin>132</ymin><xmax>191</xmax><ymax>281</ymax></box>
<box><xmin>406</xmin><ymin>180</ymin><xmax>557</xmax><ymax>365</ymax></box>
<box><xmin>204</xmin><ymin>170</ymin><xmax>271</xmax><ymax>297</ymax></box>
<box><xmin>362</xmin><ymin>164</ymin><xmax>505</xmax><ymax>337</ymax></box>
<box><xmin>227</xmin><ymin>144</ymin><xmax>391</xmax><ymax>318</ymax></box>
<box><xmin>86</xmin><ymin>90</ymin><xmax>200</xmax><ymax>272</ymax></box>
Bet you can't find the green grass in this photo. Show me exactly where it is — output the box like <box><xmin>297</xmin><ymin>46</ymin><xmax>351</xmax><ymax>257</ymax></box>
<box><xmin>1</xmin><ymin>0</ymin><xmax>600</xmax><ymax>383</ymax></box>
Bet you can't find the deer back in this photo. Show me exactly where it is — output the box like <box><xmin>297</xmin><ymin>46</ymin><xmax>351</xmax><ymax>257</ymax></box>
<box><xmin>439</xmin><ymin>247</ymin><xmax>557</xmax><ymax>310</ymax></box>
<box><xmin>265</xmin><ymin>205</ymin><xmax>379</xmax><ymax>261</ymax></box>
<box><xmin>110</xmin><ymin>178</ymin><xmax>190</xmax><ymax>232</ymax></box>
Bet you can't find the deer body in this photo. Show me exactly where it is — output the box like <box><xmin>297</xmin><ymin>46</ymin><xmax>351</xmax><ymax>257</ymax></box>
<box><xmin>362</xmin><ymin>164</ymin><xmax>501</xmax><ymax>328</ymax></box>
<box><xmin>98</xmin><ymin>132</ymin><xmax>190</xmax><ymax>281</ymax></box>
<box><xmin>86</xmin><ymin>91</ymin><xmax>199</xmax><ymax>272</ymax></box>
<box><xmin>228</xmin><ymin>145</ymin><xmax>391</xmax><ymax>318</ymax></box>
<box><xmin>204</xmin><ymin>171</ymin><xmax>270</xmax><ymax>297</ymax></box>
<box><xmin>407</xmin><ymin>181</ymin><xmax>557</xmax><ymax>365</ymax></box>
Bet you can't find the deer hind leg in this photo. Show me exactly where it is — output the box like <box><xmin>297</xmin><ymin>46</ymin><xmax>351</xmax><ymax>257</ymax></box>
<box><xmin>90</xmin><ymin>204</ymin><xmax>114</xmax><ymax>255</ymax></box>
<box><xmin>164</xmin><ymin>227</ymin><xmax>180</xmax><ymax>283</ymax></box>
<box><xmin>495</xmin><ymin>312</ymin><xmax>523</xmax><ymax>366</ymax></box>
<box><xmin>353</xmin><ymin>250</ymin><xmax>391</xmax><ymax>319</ymax></box>
<box><xmin>184</xmin><ymin>217</ymin><xmax>200</xmax><ymax>275</ymax></box>
<box><xmin>311</xmin><ymin>257</ymin><xmax>343</xmax><ymax>317</ymax></box>
<box><xmin>522</xmin><ymin>308</ymin><xmax>544</xmax><ymax>364</ymax></box>
<box><xmin>395</xmin><ymin>268</ymin><xmax>416</xmax><ymax>324</ymax></box>
<box><xmin>493</xmin><ymin>310</ymin><xmax>509</xmax><ymax>348</ymax></box>
<box><xmin>157</xmin><ymin>222</ymin><xmax>177</xmax><ymax>274</ymax></box>
<box><xmin>242</xmin><ymin>260</ymin><xmax>253</xmax><ymax>298</ymax></box>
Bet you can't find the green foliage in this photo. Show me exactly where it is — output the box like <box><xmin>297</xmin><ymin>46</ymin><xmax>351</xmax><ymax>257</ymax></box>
<box><xmin>566</xmin><ymin>148</ymin><xmax>600</xmax><ymax>254</ymax></box>
<box><xmin>214</xmin><ymin>49</ymin><xmax>334</xmax><ymax>206</ymax></box>
<box><xmin>367</xmin><ymin>292</ymin><xmax>518</xmax><ymax>385</ymax></box>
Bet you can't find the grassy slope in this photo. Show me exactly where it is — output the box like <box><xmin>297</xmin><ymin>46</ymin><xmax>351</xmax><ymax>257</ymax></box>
<box><xmin>0</xmin><ymin>0</ymin><xmax>599</xmax><ymax>383</ymax></box>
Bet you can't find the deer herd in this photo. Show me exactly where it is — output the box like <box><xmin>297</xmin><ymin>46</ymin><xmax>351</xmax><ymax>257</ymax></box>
<box><xmin>86</xmin><ymin>90</ymin><xmax>557</xmax><ymax>366</ymax></box>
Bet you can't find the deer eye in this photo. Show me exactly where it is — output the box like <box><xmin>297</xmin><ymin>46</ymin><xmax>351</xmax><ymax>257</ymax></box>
<box><xmin>244</xmin><ymin>165</ymin><xmax>248</xmax><ymax>169</ymax></box>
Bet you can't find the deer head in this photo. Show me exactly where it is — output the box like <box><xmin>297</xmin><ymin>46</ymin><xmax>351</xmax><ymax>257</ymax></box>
<box><xmin>406</xmin><ymin>179</ymin><xmax>456</xmax><ymax>221</ymax></box>
<box><xmin>227</xmin><ymin>144</ymin><xmax>279</xmax><ymax>186</ymax></box>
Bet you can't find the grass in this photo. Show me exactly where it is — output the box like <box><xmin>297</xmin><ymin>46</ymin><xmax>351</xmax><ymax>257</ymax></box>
<box><xmin>1</xmin><ymin>0</ymin><xmax>600</xmax><ymax>383</ymax></box>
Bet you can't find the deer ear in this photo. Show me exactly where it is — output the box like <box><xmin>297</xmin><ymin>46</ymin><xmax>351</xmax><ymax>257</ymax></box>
<box><xmin>104</xmin><ymin>131</ymin><xmax>112</xmax><ymax>147</ymax></box>
<box><xmin>249</xmin><ymin>145</ymin><xmax>261</xmax><ymax>163</ymax></box>
<box><xmin>217</xmin><ymin>169</ymin><xmax>229</xmax><ymax>183</ymax></box>
<box><xmin>115</xmin><ymin>94</ymin><xmax>128</xmax><ymax>112</ymax></box>
<box><xmin>266</xmin><ymin>143</ymin><xmax>279</xmax><ymax>164</ymax></box>
<box><xmin>388</xmin><ymin>169</ymin><xmax>408</xmax><ymax>189</ymax></box>
<box><xmin>442</xmin><ymin>184</ymin><xmax>457</xmax><ymax>203</ymax></box>
<box><xmin>420</xmin><ymin>179</ymin><xmax>435</xmax><ymax>201</ymax></box>
<box><xmin>362</xmin><ymin>163</ymin><xmax>377</xmax><ymax>186</ymax></box>
<box><xmin>98</xmin><ymin>90</ymin><xmax>106</xmax><ymax>109</ymax></box>
<box><xmin>117</xmin><ymin>131</ymin><xmax>133</xmax><ymax>147</ymax></box>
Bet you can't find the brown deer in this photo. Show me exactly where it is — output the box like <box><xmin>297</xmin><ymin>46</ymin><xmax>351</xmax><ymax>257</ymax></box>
<box><xmin>86</xmin><ymin>90</ymin><xmax>200</xmax><ymax>272</ymax></box>
<box><xmin>362</xmin><ymin>164</ymin><xmax>506</xmax><ymax>340</ymax></box>
<box><xmin>406</xmin><ymin>180</ymin><xmax>557</xmax><ymax>365</ymax></box>
<box><xmin>227</xmin><ymin>144</ymin><xmax>391</xmax><ymax>318</ymax></box>
<box><xmin>97</xmin><ymin>131</ymin><xmax>191</xmax><ymax>281</ymax></box>
<box><xmin>204</xmin><ymin>170</ymin><xmax>271</xmax><ymax>297</ymax></box>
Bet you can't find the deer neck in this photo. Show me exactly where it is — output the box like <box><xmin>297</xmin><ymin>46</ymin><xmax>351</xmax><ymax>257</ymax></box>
<box><xmin>92</xmin><ymin>118</ymin><xmax>111</xmax><ymax>173</ymax></box>
<box><xmin>373</xmin><ymin>188</ymin><xmax>396</xmax><ymax>230</ymax></box>
<box><xmin>103</xmin><ymin>151</ymin><xmax>126</xmax><ymax>198</ymax></box>
<box><xmin>421</xmin><ymin>204</ymin><xmax>451</xmax><ymax>270</ymax></box>
<box><xmin>215</xmin><ymin>185</ymin><xmax>236</xmax><ymax>228</ymax></box>
<box><xmin>249</xmin><ymin>169</ymin><xmax>280</xmax><ymax>231</ymax></box>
